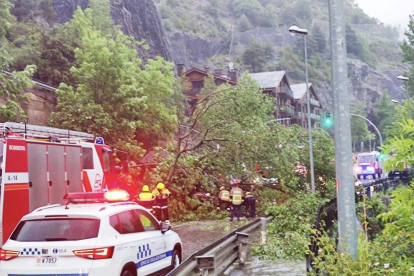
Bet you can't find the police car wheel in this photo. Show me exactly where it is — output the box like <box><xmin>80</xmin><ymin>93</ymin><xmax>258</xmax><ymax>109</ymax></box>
<box><xmin>171</xmin><ymin>249</ymin><xmax>180</xmax><ymax>269</ymax></box>
<box><xmin>121</xmin><ymin>269</ymin><xmax>134</xmax><ymax>276</ymax></box>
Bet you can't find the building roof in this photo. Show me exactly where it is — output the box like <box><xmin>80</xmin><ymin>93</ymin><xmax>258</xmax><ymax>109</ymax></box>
<box><xmin>184</xmin><ymin>68</ymin><xmax>236</xmax><ymax>84</ymax></box>
<box><xmin>249</xmin><ymin>71</ymin><xmax>286</xmax><ymax>89</ymax></box>
<box><xmin>290</xmin><ymin>83</ymin><xmax>312</xmax><ymax>100</ymax></box>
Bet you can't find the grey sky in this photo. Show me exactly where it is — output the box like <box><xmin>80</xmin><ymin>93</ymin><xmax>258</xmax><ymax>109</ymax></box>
<box><xmin>355</xmin><ymin>0</ymin><xmax>413</xmax><ymax>32</ymax></box>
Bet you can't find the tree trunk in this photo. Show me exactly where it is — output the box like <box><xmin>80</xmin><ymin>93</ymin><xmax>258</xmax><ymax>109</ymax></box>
<box><xmin>166</xmin><ymin>151</ymin><xmax>181</xmax><ymax>185</ymax></box>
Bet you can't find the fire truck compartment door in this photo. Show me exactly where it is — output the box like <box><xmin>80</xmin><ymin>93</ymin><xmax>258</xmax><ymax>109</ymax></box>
<box><xmin>28</xmin><ymin>143</ymin><xmax>48</xmax><ymax>211</ymax></box>
<box><xmin>48</xmin><ymin>145</ymin><xmax>66</xmax><ymax>204</ymax></box>
<box><xmin>66</xmin><ymin>146</ymin><xmax>82</xmax><ymax>193</ymax></box>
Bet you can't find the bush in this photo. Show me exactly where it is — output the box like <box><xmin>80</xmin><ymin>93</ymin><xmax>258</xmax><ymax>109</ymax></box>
<box><xmin>253</xmin><ymin>192</ymin><xmax>326</xmax><ymax>259</ymax></box>
<box><xmin>310</xmin><ymin>231</ymin><xmax>414</xmax><ymax>275</ymax></box>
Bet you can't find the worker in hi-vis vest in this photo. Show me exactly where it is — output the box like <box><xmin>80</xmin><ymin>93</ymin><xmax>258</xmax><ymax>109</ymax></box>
<box><xmin>152</xmin><ymin>182</ymin><xmax>171</xmax><ymax>224</ymax></box>
<box><xmin>229</xmin><ymin>181</ymin><xmax>244</xmax><ymax>222</ymax></box>
<box><xmin>217</xmin><ymin>186</ymin><xmax>231</xmax><ymax>212</ymax></box>
<box><xmin>137</xmin><ymin>185</ymin><xmax>155</xmax><ymax>212</ymax></box>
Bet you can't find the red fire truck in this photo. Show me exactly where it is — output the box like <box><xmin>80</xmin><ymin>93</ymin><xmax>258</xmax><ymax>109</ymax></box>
<box><xmin>0</xmin><ymin>122</ymin><xmax>126</xmax><ymax>244</ymax></box>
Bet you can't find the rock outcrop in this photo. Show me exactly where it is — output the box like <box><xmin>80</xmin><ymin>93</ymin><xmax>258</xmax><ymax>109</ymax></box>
<box><xmin>317</xmin><ymin>59</ymin><xmax>408</xmax><ymax>111</ymax></box>
<box><xmin>51</xmin><ymin>0</ymin><xmax>172</xmax><ymax>62</ymax></box>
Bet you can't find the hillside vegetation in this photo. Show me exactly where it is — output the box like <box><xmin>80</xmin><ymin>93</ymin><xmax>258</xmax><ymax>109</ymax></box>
<box><xmin>159</xmin><ymin>0</ymin><xmax>401</xmax><ymax>82</ymax></box>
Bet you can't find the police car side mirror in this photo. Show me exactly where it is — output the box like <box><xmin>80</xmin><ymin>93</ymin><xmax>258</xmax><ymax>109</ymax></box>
<box><xmin>160</xmin><ymin>222</ymin><xmax>171</xmax><ymax>234</ymax></box>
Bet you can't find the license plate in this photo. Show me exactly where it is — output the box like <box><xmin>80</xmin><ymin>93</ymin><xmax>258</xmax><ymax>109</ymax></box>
<box><xmin>35</xmin><ymin>256</ymin><xmax>58</xmax><ymax>266</ymax></box>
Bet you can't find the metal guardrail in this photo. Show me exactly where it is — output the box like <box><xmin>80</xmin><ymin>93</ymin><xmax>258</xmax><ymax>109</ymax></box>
<box><xmin>167</xmin><ymin>216</ymin><xmax>273</xmax><ymax>276</ymax></box>
<box><xmin>3</xmin><ymin>70</ymin><xmax>58</xmax><ymax>93</ymax></box>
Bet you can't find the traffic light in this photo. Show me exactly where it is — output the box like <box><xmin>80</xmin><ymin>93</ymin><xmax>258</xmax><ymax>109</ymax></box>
<box><xmin>379</xmin><ymin>153</ymin><xmax>386</xmax><ymax>160</ymax></box>
<box><xmin>324</xmin><ymin>113</ymin><xmax>333</xmax><ymax>127</ymax></box>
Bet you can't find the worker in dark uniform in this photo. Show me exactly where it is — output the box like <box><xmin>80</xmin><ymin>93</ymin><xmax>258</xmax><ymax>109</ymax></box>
<box><xmin>137</xmin><ymin>185</ymin><xmax>154</xmax><ymax>212</ymax></box>
<box><xmin>244</xmin><ymin>192</ymin><xmax>256</xmax><ymax>220</ymax></box>
<box><xmin>152</xmin><ymin>182</ymin><xmax>171</xmax><ymax>224</ymax></box>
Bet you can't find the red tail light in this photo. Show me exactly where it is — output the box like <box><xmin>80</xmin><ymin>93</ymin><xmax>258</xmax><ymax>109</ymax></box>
<box><xmin>0</xmin><ymin>248</ymin><xmax>20</xmax><ymax>261</ymax></box>
<box><xmin>73</xmin><ymin>246</ymin><xmax>114</xmax><ymax>260</ymax></box>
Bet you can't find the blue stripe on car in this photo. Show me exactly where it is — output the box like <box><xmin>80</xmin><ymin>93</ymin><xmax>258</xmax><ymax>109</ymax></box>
<box><xmin>136</xmin><ymin>250</ymin><xmax>173</xmax><ymax>269</ymax></box>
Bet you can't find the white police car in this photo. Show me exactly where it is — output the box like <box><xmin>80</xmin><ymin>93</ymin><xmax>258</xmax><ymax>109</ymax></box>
<box><xmin>0</xmin><ymin>190</ymin><xmax>182</xmax><ymax>276</ymax></box>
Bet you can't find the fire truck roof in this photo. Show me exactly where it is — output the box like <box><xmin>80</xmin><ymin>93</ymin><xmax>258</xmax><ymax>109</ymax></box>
<box><xmin>0</xmin><ymin>122</ymin><xmax>94</xmax><ymax>141</ymax></box>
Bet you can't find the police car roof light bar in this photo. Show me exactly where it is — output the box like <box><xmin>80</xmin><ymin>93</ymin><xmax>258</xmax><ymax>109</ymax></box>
<box><xmin>64</xmin><ymin>192</ymin><xmax>107</xmax><ymax>203</ymax></box>
<box><xmin>64</xmin><ymin>190</ymin><xmax>130</xmax><ymax>204</ymax></box>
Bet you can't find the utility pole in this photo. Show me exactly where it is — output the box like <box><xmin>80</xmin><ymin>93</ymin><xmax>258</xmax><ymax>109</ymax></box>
<box><xmin>328</xmin><ymin>0</ymin><xmax>358</xmax><ymax>257</ymax></box>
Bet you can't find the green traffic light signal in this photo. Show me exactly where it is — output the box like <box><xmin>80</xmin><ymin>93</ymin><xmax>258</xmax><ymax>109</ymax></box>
<box><xmin>379</xmin><ymin>153</ymin><xmax>386</xmax><ymax>160</ymax></box>
<box><xmin>324</xmin><ymin>113</ymin><xmax>333</xmax><ymax>127</ymax></box>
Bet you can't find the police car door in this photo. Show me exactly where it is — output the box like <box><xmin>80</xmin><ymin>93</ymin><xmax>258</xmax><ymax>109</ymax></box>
<box><xmin>109</xmin><ymin>210</ymin><xmax>158</xmax><ymax>276</ymax></box>
<box><xmin>133</xmin><ymin>210</ymin><xmax>170</xmax><ymax>273</ymax></box>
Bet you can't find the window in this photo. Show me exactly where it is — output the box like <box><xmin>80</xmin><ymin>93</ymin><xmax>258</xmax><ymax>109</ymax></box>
<box><xmin>10</xmin><ymin>219</ymin><xmax>100</xmax><ymax>242</ymax></box>
<box><xmin>102</xmin><ymin>149</ymin><xmax>111</xmax><ymax>173</ymax></box>
<box><xmin>192</xmin><ymin>81</ymin><xmax>204</xmax><ymax>89</ymax></box>
<box><xmin>82</xmin><ymin>147</ymin><xmax>94</xmax><ymax>170</ymax></box>
<box><xmin>358</xmin><ymin>155</ymin><xmax>374</xmax><ymax>163</ymax></box>
<box><xmin>110</xmin><ymin>210</ymin><xmax>143</xmax><ymax>234</ymax></box>
<box><xmin>136</xmin><ymin>210</ymin><xmax>160</xmax><ymax>231</ymax></box>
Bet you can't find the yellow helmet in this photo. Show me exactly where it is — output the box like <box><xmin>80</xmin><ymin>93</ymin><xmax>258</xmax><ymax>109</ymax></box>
<box><xmin>142</xmin><ymin>185</ymin><xmax>149</xmax><ymax>192</ymax></box>
<box><xmin>246</xmin><ymin>192</ymin><xmax>252</xmax><ymax>195</ymax></box>
<box><xmin>157</xmin><ymin>182</ymin><xmax>165</xmax><ymax>189</ymax></box>
<box><xmin>220</xmin><ymin>186</ymin><xmax>225</xmax><ymax>191</ymax></box>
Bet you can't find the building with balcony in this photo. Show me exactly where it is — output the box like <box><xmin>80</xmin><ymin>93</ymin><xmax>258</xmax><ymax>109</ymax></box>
<box><xmin>179</xmin><ymin>66</ymin><xmax>237</xmax><ymax>115</ymax></box>
<box><xmin>290</xmin><ymin>83</ymin><xmax>323</xmax><ymax>129</ymax></box>
<box><xmin>249</xmin><ymin>71</ymin><xmax>295</xmax><ymax>126</ymax></box>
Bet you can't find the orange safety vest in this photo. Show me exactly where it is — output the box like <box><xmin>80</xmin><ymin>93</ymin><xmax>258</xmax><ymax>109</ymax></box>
<box><xmin>219</xmin><ymin>190</ymin><xmax>230</xmax><ymax>202</ymax></box>
<box><xmin>230</xmin><ymin>187</ymin><xmax>244</xmax><ymax>205</ymax></box>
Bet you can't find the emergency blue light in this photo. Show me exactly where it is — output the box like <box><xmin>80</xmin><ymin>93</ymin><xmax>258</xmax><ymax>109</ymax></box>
<box><xmin>95</xmin><ymin>137</ymin><xmax>105</xmax><ymax>145</ymax></box>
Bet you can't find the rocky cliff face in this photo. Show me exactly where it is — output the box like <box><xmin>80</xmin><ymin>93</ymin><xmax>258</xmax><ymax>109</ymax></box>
<box><xmin>49</xmin><ymin>0</ymin><xmax>408</xmax><ymax>110</ymax></box>
<box><xmin>317</xmin><ymin>59</ymin><xmax>408</xmax><ymax>111</ymax></box>
<box><xmin>51</xmin><ymin>0</ymin><xmax>172</xmax><ymax>61</ymax></box>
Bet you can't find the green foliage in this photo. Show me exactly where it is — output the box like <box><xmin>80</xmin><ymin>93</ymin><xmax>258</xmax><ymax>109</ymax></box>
<box><xmin>49</xmin><ymin>7</ymin><xmax>178</xmax><ymax>150</ymax></box>
<box><xmin>346</xmin><ymin>24</ymin><xmax>377</xmax><ymax>67</ymax></box>
<box><xmin>253</xmin><ymin>193</ymin><xmax>326</xmax><ymax>259</ymax></box>
<box><xmin>232</xmin><ymin>0</ymin><xmax>264</xmax><ymax>24</ymax></box>
<box><xmin>401</xmin><ymin>14</ymin><xmax>414</xmax><ymax>96</ymax></box>
<box><xmin>351</xmin><ymin>102</ymin><xmax>370</xmax><ymax>147</ymax></box>
<box><xmin>89</xmin><ymin>0</ymin><xmax>113</xmax><ymax>35</ymax></box>
<box><xmin>310</xmin><ymin>231</ymin><xmax>414</xmax><ymax>275</ymax></box>
<box><xmin>10</xmin><ymin>0</ymin><xmax>56</xmax><ymax>24</ymax></box>
<box><xmin>237</xmin><ymin>14</ymin><xmax>252</xmax><ymax>32</ymax></box>
<box><xmin>373</xmin><ymin>90</ymin><xmax>396</xmax><ymax>139</ymax></box>
<box><xmin>382</xmin><ymin>119</ymin><xmax>414</xmax><ymax>172</ymax></box>
<box><xmin>0</xmin><ymin>48</ymin><xmax>36</xmax><ymax>122</ymax></box>
<box><xmin>378</xmin><ymin>185</ymin><xmax>414</xmax><ymax>235</ymax></box>
<box><xmin>312</xmin><ymin>25</ymin><xmax>326</xmax><ymax>54</ymax></box>
<box><xmin>0</xmin><ymin>0</ymin><xmax>13</xmax><ymax>38</ymax></box>
<box><xmin>384</xmin><ymin>99</ymin><xmax>414</xmax><ymax>138</ymax></box>
<box><xmin>356</xmin><ymin>193</ymin><xmax>390</xmax><ymax>239</ymax></box>
<box><xmin>5</xmin><ymin>19</ymin><xmax>42</xmax><ymax>72</ymax></box>
<box><xmin>242</xmin><ymin>41</ymin><xmax>275</xmax><ymax>72</ymax></box>
<box><xmin>36</xmin><ymin>24</ymin><xmax>78</xmax><ymax>86</ymax></box>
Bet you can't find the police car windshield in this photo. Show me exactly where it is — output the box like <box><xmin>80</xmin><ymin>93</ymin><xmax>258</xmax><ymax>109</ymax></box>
<box><xmin>358</xmin><ymin>155</ymin><xmax>374</xmax><ymax>163</ymax></box>
<box><xmin>10</xmin><ymin>219</ymin><xmax>100</xmax><ymax>242</ymax></box>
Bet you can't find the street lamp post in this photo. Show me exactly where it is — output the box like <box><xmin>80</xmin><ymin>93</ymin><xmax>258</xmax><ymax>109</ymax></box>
<box><xmin>289</xmin><ymin>25</ymin><xmax>315</xmax><ymax>193</ymax></box>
